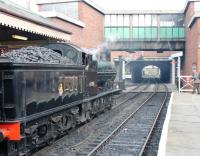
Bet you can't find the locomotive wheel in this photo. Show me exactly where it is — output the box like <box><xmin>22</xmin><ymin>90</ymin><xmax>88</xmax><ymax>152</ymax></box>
<box><xmin>37</xmin><ymin>125</ymin><xmax>48</xmax><ymax>138</ymax></box>
<box><xmin>106</xmin><ymin>103</ymin><xmax>112</xmax><ymax>110</ymax></box>
<box><xmin>46</xmin><ymin>137</ymin><xmax>55</xmax><ymax>146</ymax></box>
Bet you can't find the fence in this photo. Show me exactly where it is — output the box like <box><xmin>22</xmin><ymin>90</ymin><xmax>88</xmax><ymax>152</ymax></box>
<box><xmin>178</xmin><ymin>75</ymin><xmax>193</xmax><ymax>92</ymax></box>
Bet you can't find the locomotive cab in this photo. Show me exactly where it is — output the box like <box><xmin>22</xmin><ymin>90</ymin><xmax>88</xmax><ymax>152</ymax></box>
<box><xmin>82</xmin><ymin>52</ymin><xmax>98</xmax><ymax>96</ymax></box>
<box><xmin>97</xmin><ymin>61</ymin><xmax>116</xmax><ymax>92</ymax></box>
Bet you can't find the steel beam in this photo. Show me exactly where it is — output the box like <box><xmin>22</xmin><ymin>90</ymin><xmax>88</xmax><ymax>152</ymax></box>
<box><xmin>107</xmin><ymin>40</ymin><xmax>185</xmax><ymax>51</ymax></box>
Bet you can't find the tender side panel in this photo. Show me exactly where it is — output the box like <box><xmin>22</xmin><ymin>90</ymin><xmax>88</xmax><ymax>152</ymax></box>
<box><xmin>23</xmin><ymin>70</ymin><xmax>85</xmax><ymax>116</ymax></box>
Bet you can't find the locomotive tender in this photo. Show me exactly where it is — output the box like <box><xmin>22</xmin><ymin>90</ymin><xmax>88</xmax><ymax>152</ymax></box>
<box><xmin>0</xmin><ymin>43</ymin><xmax>119</xmax><ymax>156</ymax></box>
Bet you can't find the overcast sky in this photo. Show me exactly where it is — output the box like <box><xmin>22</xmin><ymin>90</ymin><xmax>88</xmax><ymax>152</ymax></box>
<box><xmin>91</xmin><ymin>0</ymin><xmax>187</xmax><ymax>11</ymax></box>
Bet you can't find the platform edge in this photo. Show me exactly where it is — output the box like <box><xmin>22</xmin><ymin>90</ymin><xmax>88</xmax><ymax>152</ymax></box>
<box><xmin>157</xmin><ymin>92</ymin><xmax>174</xmax><ymax>156</ymax></box>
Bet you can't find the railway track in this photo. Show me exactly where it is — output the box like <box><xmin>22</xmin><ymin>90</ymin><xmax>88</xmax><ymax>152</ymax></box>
<box><xmin>114</xmin><ymin>79</ymin><xmax>149</xmax><ymax>100</ymax></box>
<box><xmin>84</xmin><ymin>83</ymin><xmax>168</xmax><ymax>156</ymax></box>
<box><xmin>113</xmin><ymin>80</ymin><xmax>151</xmax><ymax>109</ymax></box>
<box><xmin>33</xmin><ymin>81</ymin><xmax>167</xmax><ymax>156</ymax></box>
<box><xmin>33</xmin><ymin>81</ymin><xmax>152</xmax><ymax>156</ymax></box>
<box><xmin>143</xmin><ymin>84</ymin><xmax>170</xmax><ymax>156</ymax></box>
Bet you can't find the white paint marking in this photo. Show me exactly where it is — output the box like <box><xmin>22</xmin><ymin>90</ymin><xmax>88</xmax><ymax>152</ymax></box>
<box><xmin>157</xmin><ymin>92</ymin><xmax>174</xmax><ymax>156</ymax></box>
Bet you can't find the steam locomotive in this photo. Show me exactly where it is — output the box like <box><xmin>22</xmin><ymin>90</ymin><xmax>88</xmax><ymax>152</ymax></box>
<box><xmin>0</xmin><ymin>43</ymin><xmax>119</xmax><ymax>156</ymax></box>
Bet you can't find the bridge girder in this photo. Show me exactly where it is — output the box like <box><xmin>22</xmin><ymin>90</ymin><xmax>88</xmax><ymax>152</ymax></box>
<box><xmin>107</xmin><ymin>40</ymin><xmax>185</xmax><ymax>51</ymax></box>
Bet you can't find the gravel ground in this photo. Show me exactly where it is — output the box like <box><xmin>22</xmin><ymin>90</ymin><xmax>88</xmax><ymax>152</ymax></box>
<box><xmin>95</xmin><ymin>92</ymin><xmax>168</xmax><ymax>156</ymax></box>
<box><xmin>142</xmin><ymin>94</ymin><xmax>171</xmax><ymax>155</ymax></box>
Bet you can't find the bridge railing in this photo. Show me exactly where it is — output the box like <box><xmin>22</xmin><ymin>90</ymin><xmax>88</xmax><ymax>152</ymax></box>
<box><xmin>178</xmin><ymin>75</ymin><xmax>193</xmax><ymax>92</ymax></box>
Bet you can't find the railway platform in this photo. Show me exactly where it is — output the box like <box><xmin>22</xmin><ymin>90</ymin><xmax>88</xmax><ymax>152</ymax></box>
<box><xmin>158</xmin><ymin>92</ymin><xmax>200</xmax><ymax>156</ymax></box>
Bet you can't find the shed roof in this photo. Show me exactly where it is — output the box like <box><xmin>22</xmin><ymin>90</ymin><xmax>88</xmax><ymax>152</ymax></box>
<box><xmin>0</xmin><ymin>0</ymin><xmax>71</xmax><ymax>41</ymax></box>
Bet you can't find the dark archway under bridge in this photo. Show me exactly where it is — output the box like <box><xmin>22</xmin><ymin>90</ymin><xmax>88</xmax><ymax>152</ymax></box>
<box><xmin>130</xmin><ymin>60</ymin><xmax>171</xmax><ymax>83</ymax></box>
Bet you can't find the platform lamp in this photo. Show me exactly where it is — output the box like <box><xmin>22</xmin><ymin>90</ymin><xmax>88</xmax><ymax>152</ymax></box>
<box><xmin>12</xmin><ymin>35</ymin><xmax>28</xmax><ymax>41</ymax></box>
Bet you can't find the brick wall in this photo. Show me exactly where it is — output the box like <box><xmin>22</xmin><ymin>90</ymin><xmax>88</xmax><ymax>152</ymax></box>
<box><xmin>111</xmin><ymin>51</ymin><xmax>178</xmax><ymax>62</ymax></box>
<box><xmin>50</xmin><ymin>18</ymin><xmax>83</xmax><ymax>46</ymax></box>
<box><xmin>78</xmin><ymin>2</ymin><xmax>104</xmax><ymax>48</ymax></box>
<box><xmin>184</xmin><ymin>2</ymin><xmax>200</xmax><ymax>75</ymax></box>
<box><xmin>46</xmin><ymin>1</ymin><xmax>104</xmax><ymax>49</ymax></box>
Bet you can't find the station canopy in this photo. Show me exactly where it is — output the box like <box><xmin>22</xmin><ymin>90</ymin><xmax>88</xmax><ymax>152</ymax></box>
<box><xmin>0</xmin><ymin>0</ymin><xmax>71</xmax><ymax>43</ymax></box>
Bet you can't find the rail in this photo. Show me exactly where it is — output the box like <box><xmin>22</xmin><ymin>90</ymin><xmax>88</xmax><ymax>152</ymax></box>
<box><xmin>139</xmin><ymin>83</ymin><xmax>168</xmax><ymax>155</ymax></box>
<box><xmin>87</xmin><ymin>81</ymin><xmax>166</xmax><ymax>156</ymax></box>
<box><xmin>113</xmin><ymin>79</ymin><xmax>150</xmax><ymax>109</ymax></box>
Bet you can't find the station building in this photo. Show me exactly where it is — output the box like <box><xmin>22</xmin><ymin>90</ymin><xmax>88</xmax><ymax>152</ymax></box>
<box><xmin>35</xmin><ymin>0</ymin><xmax>104</xmax><ymax>48</ymax></box>
<box><xmin>184</xmin><ymin>0</ymin><xmax>200</xmax><ymax>75</ymax></box>
<box><xmin>0</xmin><ymin>0</ymin><xmax>105</xmax><ymax>52</ymax></box>
<box><xmin>0</xmin><ymin>0</ymin><xmax>71</xmax><ymax>50</ymax></box>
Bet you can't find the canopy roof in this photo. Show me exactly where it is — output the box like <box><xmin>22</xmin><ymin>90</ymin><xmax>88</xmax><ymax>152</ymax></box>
<box><xmin>0</xmin><ymin>0</ymin><xmax>71</xmax><ymax>41</ymax></box>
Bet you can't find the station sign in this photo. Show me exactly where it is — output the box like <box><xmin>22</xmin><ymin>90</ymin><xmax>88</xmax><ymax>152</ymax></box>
<box><xmin>171</xmin><ymin>52</ymin><xmax>183</xmax><ymax>58</ymax></box>
<box><xmin>171</xmin><ymin>60</ymin><xmax>177</xmax><ymax>64</ymax></box>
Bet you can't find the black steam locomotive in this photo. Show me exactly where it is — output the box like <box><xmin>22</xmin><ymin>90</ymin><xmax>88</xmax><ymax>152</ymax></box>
<box><xmin>0</xmin><ymin>43</ymin><xmax>119</xmax><ymax>156</ymax></box>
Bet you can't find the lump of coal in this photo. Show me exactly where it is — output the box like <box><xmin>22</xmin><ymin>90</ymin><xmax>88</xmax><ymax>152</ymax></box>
<box><xmin>2</xmin><ymin>46</ymin><xmax>75</xmax><ymax>65</ymax></box>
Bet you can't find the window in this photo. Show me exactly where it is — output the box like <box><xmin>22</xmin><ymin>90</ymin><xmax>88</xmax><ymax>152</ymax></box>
<box><xmin>132</xmin><ymin>15</ymin><xmax>158</xmax><ymax>40</ymax></box>
<box><xmin>117</xmin><ymin>27</ymin><xmax>124</xmax><ymax>38</ymax></box>
<box><xmin>132</xmin><ymin>28</ymin><xmax>139</xmax><ymax>39</ymax></box>
<box><xmin>104</xmin><ymin>27</ymin><xmax>111</xmax><ymax>38</ymax></box>
<box><xmin>160</xmin><ymin>15</ymin><xmax>174</xmax><ymax>26</ymax></box>
<box><xmin>166</xmin><ymin>27</ymin><xmax>173</xmax><ymax>38</ymax></box>
<box><xmin>118</xmin><ymin>15</ymin><xmax>124</xmax><ymax>26</ymax></box>
<box><xmin>152</xmin><ymin>28</ymin><xmax>157</xmax><ymax>39</ymax></box>
<box><xmin>40</xmin><ymin>2</ymin><xmax>78</xmax><ymax>19</ymax></box>
<box><xmin>133</xmin><ymin>15</ymin><xmax>139</xmax><ymax>26</ymax></box>
<box><xmin>139</xmin><ymin>15</ymin><xmax>145</xmax><ymax>26</ymax></box>
<box><xmin>124</xmin><ymin>15</ymin><xmax>130</xmax><ymax>26</ymax></box>
<box><xmin>145</xmin><ymin>15</ymin><xmax>151</xmax><ymax>26</ymax></box>
<box><xmin>172</xmin><ymin>27</ymin><xmax>179</xmax><ymax>38</ymax></box>
<box><xmin>145</xmin><ymin>27</ymin><xmax>152</xmax><ymax>39</ymax></box>
<box><xmin>195</xmin><ymin>2</ymin><xmax>200</xmax><ymax>11</ymax></box>
<box><xmin>110</xmin><ymin>27</ymin><xmax>117</xmax><ymax>37</ymax></box>
<box><xmin>160</xmin><ymin>27</ymin><xmax>166</xmax><ymax>39</ymax></box>
<box><xmin>179</xmin><ymin>28</ymin><xmax>185</xmax><ymax>38</ymax></box>
<box><xmin>124</xmin><ymin>27</ymin><xmax>130</xmax><ymax>38</ymax></box>
<box><xmin>111</xmin><ymin>15</ymin><xmax>117</xmax><ymax>26</ymax></box>
<box><xmin>105</xmin><ymin>15</ymin><xmax>111</xmax><ymax>26</ymax></box>
<box><xmin>152</xmin><ymin>15</ymin><xmax>158</xmax><ymax>26</ymax></box>
<box><xmin>138</xmin><ymin>28</ymin><xmax>145</xmax><ymax>38</ymax></box>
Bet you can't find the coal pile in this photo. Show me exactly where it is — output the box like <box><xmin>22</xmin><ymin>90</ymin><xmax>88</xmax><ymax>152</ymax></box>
<box><xmin>2</xmin><ymin>46</ymin><xmax>74</xmax><ymax>64</ymax></box>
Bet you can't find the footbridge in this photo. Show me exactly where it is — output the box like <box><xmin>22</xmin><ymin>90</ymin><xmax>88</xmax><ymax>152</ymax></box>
<box><xmin>104</xmin><ymin>11</ymin><xmax>185</xmax><ymax>51</ymax></box>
